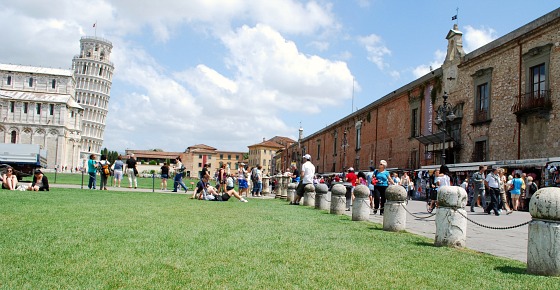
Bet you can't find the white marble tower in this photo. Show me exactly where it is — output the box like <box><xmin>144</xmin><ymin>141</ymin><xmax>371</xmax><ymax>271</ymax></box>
<box><xmin>72</xmin><ymin>36</ymin><xmax>114</xmax><ymax>159</ymax></box>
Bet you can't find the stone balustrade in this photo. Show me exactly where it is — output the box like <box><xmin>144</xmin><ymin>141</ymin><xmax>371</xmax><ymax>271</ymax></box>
<box><xmin>383</xmin><ymin>185</ymin><xmax>407</xmax><ymax>232</ymax></box>
<box><xmin>352</xmin><ymin>185</ymin><xmax>370</xmax><ymax>221</ymax></box>
<box><xmin>435</xmin><ymin>186</ymin><xmax>467</xmax><ymax>248</ymax></box>
<box><xmin>528</xmin><ymin>187</ymin><xmax>560</xmax><ymax>276</ymax></box>
<box><xmin>315</xmin><ymin>184</ymin><xmax>329</xmax><ymax>210</ymax></box>
<box><xmin>303</xmin><ymin>184</ymin><xmax>315</xmax><ymax>206</ymax></box>
<box><xmin>330</xmin><ymin>184</ymin><xmax>347</xmax><ymax>215</ymax></box>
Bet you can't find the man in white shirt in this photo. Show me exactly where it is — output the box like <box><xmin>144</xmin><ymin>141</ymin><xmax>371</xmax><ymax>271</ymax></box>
<box><xmin>290</xmin><ymin>154</ymin><xmax>315</xmax><ymax>205</ymax></box>
<box><xmin>485</xmin><ymin>167</ymin><xmax>501</xmax><ymax>216</ymax></box>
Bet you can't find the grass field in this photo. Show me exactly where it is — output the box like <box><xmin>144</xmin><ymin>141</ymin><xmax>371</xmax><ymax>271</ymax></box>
<box><xmin>1</xmin><ymin>188</ymin><xmax>558</xmax><ymax>289</ymax></box>
<box><xmin>43</xmin><ymin>172</ymin><xmax>204</xmax><ymax>190</ymax></box>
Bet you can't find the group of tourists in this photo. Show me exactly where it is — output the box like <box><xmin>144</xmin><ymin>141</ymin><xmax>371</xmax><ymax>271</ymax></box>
<box><xmin>87</xmin><ymin>154</ymin><xmax>138</xmax><ymax>190</ymax></box>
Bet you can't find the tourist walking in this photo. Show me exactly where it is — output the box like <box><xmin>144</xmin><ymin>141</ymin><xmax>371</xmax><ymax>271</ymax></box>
<box><xmin>366</xmin><ymin>166</ymin><xmax>377</xmax><ymax>209</ymax></box>
<box><xmin>161</xmin><ymin>162</ymin><xmax>170</xmax><ymax>190</ymax></box>
<box><xmin>485</xmin><ymin>167</ymin><xmax>501</xmax><ymax>216</ymax></box>
<box><xmin>252</xmin><ymin>165</ymin><xmax>263</xmax><ymax>197</ymax></box>
<box><xmin>499</xmin><ymin>168</ymin><xmax>513</xmax><ymax>214</ymax></box>
<box><xmin>372</xmin><ymin>160</ymin><xmax>394</xmax><ymax>215</ymax></box>
<box><xmin>427</xmin><ymin>169</ymin><xmax>440</xmax><ymax>213</ymax></box>
<box><xmin>112</xmin><ymin>155</ymin><xmax>124</xmax><ymax>187</ymax></box>
<box><xmin>125</xmin><ymin>154</ymin><xmax>138</xmax><ymax>189</ymax></box>
<box><xmin>172</xmin><ymin>157</ymin><xmax>188</xmax><ymax>193</ymax></box>
<box><xmin>470</xmin><ymin>165</ymin><xmax>487</xmax><ymax>212</ymax></box>
<box><xmin>237</xmin><ymin>163</ymin><xmax>249</xmax><ymax>197</ymax></box>
<box><xmin>98</xmin><ymin>154</ymin><xmax>111</xmax><ymax>190</ymax></box>
<box><xmin>87</xmin><ymin>154</ymin><xmax>98</xmax><ymax>190</ymax></box>
<box><xmin>510</xmin><ymin>173</ymin><xmax>523</xmax><ymax>211</ymax></box>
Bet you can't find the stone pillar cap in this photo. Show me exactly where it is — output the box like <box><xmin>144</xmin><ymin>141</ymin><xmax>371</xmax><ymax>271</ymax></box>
<box><xmin>530</xmin><ymin>187</ymin><xmax>560</xmax><ymax>221</ymax></box>
<box><xmin>385</xmin><ymin>185</ymin><xmax>407</xmax><ymax>201</ymax></box>
<box><xmin>331</xmin><ymin>184</ymin><xmax>346</xmax><ymax>196</ymax></box>
<box><xmin>315</xmin><ymin>183</ymin><xmax>328</xmax><ymax>194</ymax></box>
<box><xmin>354</xmin><ymin>185</ymin><xmax>370</xmax><ymax>198</ymax></box>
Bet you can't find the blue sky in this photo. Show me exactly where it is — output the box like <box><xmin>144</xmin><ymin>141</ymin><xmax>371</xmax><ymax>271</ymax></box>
<box><xmin>1</xmin><ymin>1</ymin><xmax>558</xmax><ymax>153</ymax></box>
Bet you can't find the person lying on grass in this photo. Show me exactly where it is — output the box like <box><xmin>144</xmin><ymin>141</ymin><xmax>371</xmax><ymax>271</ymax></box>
<box><xmin>191</xmin><ymin>175</ymin><xmax>247</xmax><ymax>202</ymax></box>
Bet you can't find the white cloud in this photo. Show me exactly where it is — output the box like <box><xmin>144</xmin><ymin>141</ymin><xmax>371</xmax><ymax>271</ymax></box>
<box><xmin>358</xmin><ymin>34</ymin><xmax>391</xmax><ymax>70</ymax></box>
<box><xmin>463</xmin><ymin>25</ymin><xmax>498</xmax><ymax>53</ymax></box>
<box><xmin>412</xmin><ymin>49</ymin><xmax>446</xmax><ymax>79</ymax></box>
<box><xmin>0</xmin><ymin>1</ymin><xmax>351</xmax><ymax>152</ymax></box>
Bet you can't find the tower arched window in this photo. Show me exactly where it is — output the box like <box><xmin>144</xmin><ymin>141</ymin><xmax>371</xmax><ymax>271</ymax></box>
<box><xmin>11</xmin><ymin>131</ymin><xmax>17</xmax><ymax>143</ymax></box>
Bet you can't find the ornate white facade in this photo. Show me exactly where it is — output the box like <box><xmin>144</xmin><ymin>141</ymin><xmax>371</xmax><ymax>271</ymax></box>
<box><xmin>0</xmin><ymin>35</ymin><xmax>114</xmax><ymax>169</ymax></box>
<box><xmin>0</xmin><ymin>64</ymin><xmax>83</xmax><ymax>169</ymax></box>
<box><xmin>72</xmin><ymin>36</ymin><xmax>114</xmax><ymax>159</ymax></box>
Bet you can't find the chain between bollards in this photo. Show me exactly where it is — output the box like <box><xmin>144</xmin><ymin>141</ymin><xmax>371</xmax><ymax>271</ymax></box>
<box><xmin>400</xmin><ymin>203</ymin><xmax>437</xmax><ymax>219</ymax></box>
<box><xmin>453</xmin><ymin>209</ymin><xmax>530</xmax><ymax>230</ymax></box>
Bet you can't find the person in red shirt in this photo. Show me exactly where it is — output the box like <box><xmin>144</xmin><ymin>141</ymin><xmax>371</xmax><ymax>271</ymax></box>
<box><xmin>345</xmin><ymin>167</ymin><xmax>358</xmax><ymax>210</ymax></box>
<box><xmin>346</xmin><ymin>167</ymin><xmax>357</xmax><ymax>186</ymax></box>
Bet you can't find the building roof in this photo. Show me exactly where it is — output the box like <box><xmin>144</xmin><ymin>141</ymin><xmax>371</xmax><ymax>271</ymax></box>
<box><xmin>269</xmin><ymin>136</ymin><xmax>296</xmax><ymax>145</ymax></box>
<box><xmin>0</xmin><ymin>63</ymin><xmax>73</xmax><ymax>77</ymax></box>
<box><xmin>0</xmin><ymin>90</ymin><xmax>83</xmax><ymax>109</ymax></box>
<box><xmin>188</xmin><ymin>144</ymin><xmax>217</xmax><ymax>151</ymax></box>
<box><xmin>125</xmin><ymin>150</ymin><xmax>183</xmax><ymax>159</ymax></box>
<box><xmin>248</xmin><ymin>140</ymin><xmax>286</xmax><ymax>149</ymax></box>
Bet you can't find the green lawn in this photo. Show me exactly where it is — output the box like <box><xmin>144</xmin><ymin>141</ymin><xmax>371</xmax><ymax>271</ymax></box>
<box><xmin>1</xmin><ymin>189</ymin><xmax>558</xmax><ymax>289</ymax></box>
<box><xmin>44</xmin><ymin>172</ymin><xmax>203</xmax><ymax>190</ymax></box>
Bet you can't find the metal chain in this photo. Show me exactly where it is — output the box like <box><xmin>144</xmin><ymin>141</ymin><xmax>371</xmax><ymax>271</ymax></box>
<box><xmin>400</xmin><ymin>203</ymin><xmax>437</xmax><ymax>219</ymax></box>
<box><xmin>362</xmin><ymin>199</ymin><xmax>383</xmax><ymax>211</ymax></box>
<box><xmin>320</xmin><ymin>195</ymin><xmax>332</xmax><ymax>203</ymax></box>
<box><xmin>453</xmin><ymin>209</ymin><xmax>530</xmax><ymax>230</ymax></box>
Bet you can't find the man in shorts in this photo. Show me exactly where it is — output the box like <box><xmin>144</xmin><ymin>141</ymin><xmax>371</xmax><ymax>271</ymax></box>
<box><xmin>290</xmin><ymin>154</ymin><xmax>315</xmax><ymax>205</ymax></box>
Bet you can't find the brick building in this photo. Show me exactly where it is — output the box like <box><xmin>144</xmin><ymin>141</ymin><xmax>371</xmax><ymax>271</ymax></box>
<box><xmin>285</xmin><ymin>8</ymin><xmax>560</xmax><ymax>173</ymax></box>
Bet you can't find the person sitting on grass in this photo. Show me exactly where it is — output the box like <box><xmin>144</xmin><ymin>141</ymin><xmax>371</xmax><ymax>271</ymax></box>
<box><xmin>192</xmin><ymin>176</ymin><xmax>214</xmax><ymax>200</ymax></box>
<box><xmin>2</xmin><ymin>166</ymin><xmax>18</xmax><ymax>190</ymax></box>
<box><xmin>224</xmin><ymin>173</ymin><xmax>248</xmax><ymax>202</ymax></box>
<box><xmin>29</xmin><ymin>170</ymin><xmax>49</xmax><ymax>191</ymax></box>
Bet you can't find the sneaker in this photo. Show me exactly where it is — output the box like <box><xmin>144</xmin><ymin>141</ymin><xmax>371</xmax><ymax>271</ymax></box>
<box><xmin>240</xmin><ymin>199</ymin><xmax>248</xmax><ymax>203</ymax></box>
<box><xmin>507</xmin><ymin>210</ymin><xmax>513</xmax><ymax>215</ymax></box>
<box><xmin>470</xmin><ymin>207</ymin><xmax>475</xmax><ymax>212</ymax></box>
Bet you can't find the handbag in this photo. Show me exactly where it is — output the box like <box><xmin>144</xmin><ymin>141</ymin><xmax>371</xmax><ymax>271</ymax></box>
<box><xmin>133</xmin><ymin>167</ymin><xmax>138</xmax><ymax>175</ymax></box>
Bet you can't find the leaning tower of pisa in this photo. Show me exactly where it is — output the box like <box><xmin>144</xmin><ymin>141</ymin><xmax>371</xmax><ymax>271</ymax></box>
<box><xmin>72</xmin><ymin>36</ymin><xmax>114</xmax><ymax>158</ymax></box>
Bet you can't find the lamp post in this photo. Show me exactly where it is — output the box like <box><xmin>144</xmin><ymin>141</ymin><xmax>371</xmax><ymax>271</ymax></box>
<box><xmin>434</xmin><ymin>92</ymin><xmax>456</xmax><ymax>165</ymax></box>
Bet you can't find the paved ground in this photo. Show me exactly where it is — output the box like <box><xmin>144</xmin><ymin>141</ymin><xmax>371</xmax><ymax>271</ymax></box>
<box><xmin>356</xmin><ymin>200</ymin><xmax>531</xmax><ymax>262</ymax></box>
<box><xmin>49</xmin><ymin>184</ymin><xmax>531</xmax><ymax>262</ymax></box>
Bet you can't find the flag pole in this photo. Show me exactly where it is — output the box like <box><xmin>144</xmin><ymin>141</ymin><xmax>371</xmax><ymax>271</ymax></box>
<box><xmin>94</xmin><ymin>21</ymin><xmax>97</xmax><ymax>37</ymax></box>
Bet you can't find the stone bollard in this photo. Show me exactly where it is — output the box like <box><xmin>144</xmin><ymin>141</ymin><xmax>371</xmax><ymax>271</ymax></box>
<box><xmin>435</xmin><ymin>186</ymin><xmax>467</xmax><ymax>248</ymax></box>
<box><xmin>330</xmin><ymin>184</ymin><xmax>347</xmax><ymax>215</ymax></box>
<box><xmin>315</xmin><ymin>184</ymin><xmax>329</xmax><ymax>210</ymax></box>
<box><xmin>351</xmin><ymin>185</ymin><xmax>370</xmax><ymax>221</ymax></box>
<box><xmin>281</xmin><ymin>176</ymin><xmax>289</xmax><ymax>199</ymax></box>
<box><xmin>303</xmin><ymin>184</ymin><xmax>315</xmax><ymax>206</ymax></box>
<box><xmin>287</xmin><ymin>183</ymin><xmax>296</xmax><ymax>203</ymax></box>
<box><xmin>383</xmin><ymin>185</ymin><xmax>407</xmax><ymax>231</ymax></box>
<box><xmin>262</xmin><ymin>176</ymin><xmax>270</xmax><ymax>196</ymax></box>
<box><xmin>275</xmin><ymin>175</ymin><xmax>282</xmax><ymax>198</ymax></box>
<box><xmin>528</xmin><ymin>187</ymin><xmax>560</xmax><ymax>276</ymax></box>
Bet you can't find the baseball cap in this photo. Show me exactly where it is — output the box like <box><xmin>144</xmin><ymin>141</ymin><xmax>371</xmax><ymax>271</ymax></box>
<box><xmin>303</xmin><ymin>154</ymin><xmax>311</xmax><ymax>160</ymax></box>
<box><xmin>348</xmin><ymin>167</ymin><xmax>354</xmax><ymax>171</ymax></box>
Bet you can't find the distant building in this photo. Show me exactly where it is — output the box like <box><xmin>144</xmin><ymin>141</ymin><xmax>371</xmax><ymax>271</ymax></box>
<box><xmin>0</xmin><ymin>64</ymin><xmax>83</xmax><ymax>169</ymax></box>
<box><xmin>126</xmin><ymin>144</ymin><xmax>246</xmax><ymax>179</ymax></box>
<box><xmin>248</xmin><ymin>136</ymin><xmax>296</xmax><ymax>175</ymax></box>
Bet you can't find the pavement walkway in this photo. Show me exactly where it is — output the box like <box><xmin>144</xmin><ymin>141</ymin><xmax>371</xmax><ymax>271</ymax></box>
<box><xmin>354</xmin><ymin>200</ymin><xmax>531</xmax><ymax>262</ymax></box>
<box><xmin>49</xmin><ymin>184</ymin><xmax>531</xmax><ymax>262</ymax></box>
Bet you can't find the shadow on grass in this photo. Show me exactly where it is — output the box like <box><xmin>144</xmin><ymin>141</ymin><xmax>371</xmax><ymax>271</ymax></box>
<box><xmin>413</xmin><ymin>241</ymin><xmax>437</xmax><ymax>248</ymax></box>
<box><xmin>495</xmin><ymin>265</ymin><xmax>528</xmax><ymax>275</ymax></box>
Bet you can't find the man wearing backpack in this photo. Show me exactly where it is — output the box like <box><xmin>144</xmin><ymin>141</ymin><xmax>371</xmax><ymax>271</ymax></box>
<box><xmin>251</xmin><ymin>165</ymin><xmax>262</xmax><ymax>197</ymax></box>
